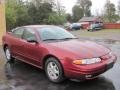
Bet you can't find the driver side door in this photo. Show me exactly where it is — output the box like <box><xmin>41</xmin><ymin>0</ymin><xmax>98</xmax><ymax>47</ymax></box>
<box><xmin>21</xmin><ymin>28</ymin><xmax>42</xmax><ymax>66</ymax></box>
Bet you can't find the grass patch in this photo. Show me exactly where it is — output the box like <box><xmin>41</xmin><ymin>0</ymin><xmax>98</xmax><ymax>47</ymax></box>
<box><xmin>71</xmin><ymin>29</ymin><xmax>120</xmax><ymax>39</ymax></box>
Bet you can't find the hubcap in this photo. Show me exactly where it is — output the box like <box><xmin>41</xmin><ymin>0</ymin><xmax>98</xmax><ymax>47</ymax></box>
<box><xmin>47</xmin><ymin>62</ymin><xmax>59</xmax><ymax>80</ymax></box>
<box><xmin>5</xmin><ymin>48</ymin><xmax>11</xmax><ymax>60</ymax></box>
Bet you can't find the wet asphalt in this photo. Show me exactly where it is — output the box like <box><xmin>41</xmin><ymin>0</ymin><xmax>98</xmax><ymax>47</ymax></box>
<box><xmin>0</xmin><ymin>37</ymin><xmax>120</xmax><ymax>90</ymax></box>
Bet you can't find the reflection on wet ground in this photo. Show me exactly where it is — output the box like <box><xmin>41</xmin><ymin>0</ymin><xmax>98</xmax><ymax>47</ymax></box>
<box><xmin>3</xmin><ymin>62</ymin><xmax>115</xmax><ymax>90</ymax></box>
<box><xmin>0</xmin><ymin>38</ymin><xmax>120</xmax><ymax>90</ymax></box>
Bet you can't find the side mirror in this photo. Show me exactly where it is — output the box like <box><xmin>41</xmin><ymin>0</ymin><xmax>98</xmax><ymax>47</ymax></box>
<box><xmin>27</xmin><ymin>39</ymin><xmax>38</xmax><ymax>44</ymax></box>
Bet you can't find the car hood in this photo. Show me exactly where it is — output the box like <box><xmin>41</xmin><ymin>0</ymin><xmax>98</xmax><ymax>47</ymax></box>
<box><xmin>47</xmin><ymin>39</ymin><xmax>110</xmax><ymax>59</ymax></box>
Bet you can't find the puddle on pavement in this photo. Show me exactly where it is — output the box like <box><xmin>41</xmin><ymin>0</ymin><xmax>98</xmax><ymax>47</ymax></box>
<box><xmin>1</xmin><ymin>61</ymin><xmax>115</xmax><ymax>90</ymax></box>
<box><xmin>0</xmin><ymin>38</ymin><xmax>120</xmax><ymax>90</ymax></box>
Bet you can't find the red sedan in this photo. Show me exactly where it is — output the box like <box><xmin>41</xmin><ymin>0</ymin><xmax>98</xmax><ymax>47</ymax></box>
<box><xmin>2</xmin><ymin>25</ymin><xmax>117</xmax><ymax>83</ymax></box>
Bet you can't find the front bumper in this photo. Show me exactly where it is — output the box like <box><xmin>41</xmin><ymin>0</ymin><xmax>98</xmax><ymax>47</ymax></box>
<box><xmin>63</xmin><ymin>55</ymin><xmax>117</xmax><ymax>80</ymax></box>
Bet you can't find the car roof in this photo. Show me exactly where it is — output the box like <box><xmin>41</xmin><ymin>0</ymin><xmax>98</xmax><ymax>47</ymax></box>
<box><xmin>23</xmin><ymin>25</ymin><xmax>56</xmax><ymax>28</ymax></box>
<box><xmin>13</xmin><ymin>25</ymin><xmax>62</xmax><ymax>31</ymax></box>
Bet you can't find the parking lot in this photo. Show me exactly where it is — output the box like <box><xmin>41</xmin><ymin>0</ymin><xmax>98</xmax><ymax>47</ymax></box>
<box><xmin>0</xmin><ymin>30</ymin><xmax>120</xmax><ymax>90</ymax></box>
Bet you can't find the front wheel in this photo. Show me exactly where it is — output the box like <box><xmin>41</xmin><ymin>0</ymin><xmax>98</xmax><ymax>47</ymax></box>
<box><xmin>4</xmin><ymin>47</ymin><xmax>14</xmax><ymax>63</ymax></box>
<box><xmin>45</xmin><ymin>57</ymin><xmax>65</xmax><ymax>83</ymax></box>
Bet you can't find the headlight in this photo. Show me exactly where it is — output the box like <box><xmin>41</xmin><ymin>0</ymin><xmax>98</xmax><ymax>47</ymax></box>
<box><xmin>73</xmin><ymin>58</ymin><xmax>101</xmax><ymax>65</ymax></box>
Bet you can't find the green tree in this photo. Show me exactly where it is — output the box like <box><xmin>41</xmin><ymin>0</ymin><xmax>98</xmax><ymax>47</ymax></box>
<box><xmin>6</xmin><ymin>0</ymin><xmax>32</xmax><ymax>30</ymax></box>
<box><xmin>31</xmin><ymin>0</ymin><xmax>54</xmax><ymax>9</ymax></box>
<box><xmin>52</xmin><ymin>0</ymin><xmax>66</xmax><ymax>17</ymax></box>
<box><xmin>15</xmin><ymin>1</ymin><xmax>33</xmax><ymax>26</ymax></box>
<box><xmin>48</xmin><ymin>12</ymin><xmax>66</xmax><ymax>25</ymax></box>
<box><xmin>5</xmin><ymin>0</ymin><xmax>17</xmax><ymax>30</ymax></box>
<box><xmin>66</xmin><ymin>13</ymin><xmax>72</xmax><ymax>22</ymax></box>
<box><xmin>117</xmin><ymin>0</ymin><xmax>120</xmax><ymax>16</ymax></box>
<box><xmin>72</xmin><ymin>5</ymin><xmax>83</xmax><ymax>22</ymax></box>
<box><xmin>77</xmin><ymin>0</ymin><xmax>92</xmax><ymax>17</ymax></box>
<box><xmin>28</xmin><ymin>0</ymin><xmax>66</xmax><ymax>25</ymax></box>
<box><xmin>28</xmin><ymin>2</ymin><xmax>53</xmax><ymax>24</ymax></box>
<box><xmin>104</xmin><ymin>0</ymin><xmax>117</xmax><ymax>22</ymax></box>
<box><xmin>5</xmin><ymin>0</ymin><xmax>67</xmax><ymax>30</ymax></box>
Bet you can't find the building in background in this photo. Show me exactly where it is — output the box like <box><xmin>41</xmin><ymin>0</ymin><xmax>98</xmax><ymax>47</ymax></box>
<box><xmin>79</xmin><ymin>17</ymin><xmax>103</xmax><ymax>24</ymax></box>
<box><xmin>79</xmin><ymin>17</ymin><xmax>103</xmax><ymax>29</ymax></box>
<box><xmin>0</xmin><ymin>0</ymin><xmax>6</xmax><ymax>44</ymax></box>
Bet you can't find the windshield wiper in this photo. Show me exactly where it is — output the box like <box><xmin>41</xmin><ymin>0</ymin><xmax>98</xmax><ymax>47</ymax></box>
<box><xmin>43</xmin><ymin>39</ymin><xmax>60</xmax><ymax>41</ymax></box>
<box><xmin>43</xmin><ymin>38</ymin><xmax>78</xmax><ymax>41</ymax></box>
<box><xmin>60</xmin><ymin>37</ymin><xmax>78</xmax><ymax>40</ymax></box>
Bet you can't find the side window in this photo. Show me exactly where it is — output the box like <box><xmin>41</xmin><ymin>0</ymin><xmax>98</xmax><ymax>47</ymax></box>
<box><xmin>12</xmin><ymin>28</ymin><xmax>24</xmax><ymax>38</ymax></box>
<box><xmin>23</xmin><ymin>29</ymin><xmax>36</xmax><ymax>41</ymax></box>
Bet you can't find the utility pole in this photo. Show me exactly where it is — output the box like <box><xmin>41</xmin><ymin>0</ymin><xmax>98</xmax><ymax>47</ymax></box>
<box><xmin>0</xmin><ymin>0</ymin><xmax>6</xmax><ymax>44</ymax></box>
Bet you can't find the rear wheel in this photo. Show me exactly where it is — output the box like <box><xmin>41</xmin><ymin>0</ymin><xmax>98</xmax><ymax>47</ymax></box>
<box><xmin>45</xmin><ymin>57</ymin><xmax>65</xmax><ymax>83</ymax></box>
<box><xmin>5</xmin><ymin>47</ymin><xmax>14</xmax><ymax>63</ymax></box>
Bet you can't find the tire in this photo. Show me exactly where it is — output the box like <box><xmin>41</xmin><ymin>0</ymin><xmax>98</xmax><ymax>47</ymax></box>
<box><xmin>45</xmin><ymin>57</ymin><xmax>65</xmax><ymax>83</ymax></box>
<box><xmin>4</xmin><ymin>46</ymin><xmax>14</xmax><ymax>63</ymax></box>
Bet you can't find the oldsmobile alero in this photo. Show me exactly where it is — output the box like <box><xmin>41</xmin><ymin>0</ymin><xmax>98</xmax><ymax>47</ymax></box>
<box><xmin>2</xmin><ymin>25</ymin><xmax>117</xmax><ymax>83</ymax></box>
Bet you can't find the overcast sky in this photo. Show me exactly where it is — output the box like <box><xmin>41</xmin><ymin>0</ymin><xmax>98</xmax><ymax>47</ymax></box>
<box><xmin>60</xmin><ymin>0</ymin><xmax>119</xmax><ymax>15</ymax></box>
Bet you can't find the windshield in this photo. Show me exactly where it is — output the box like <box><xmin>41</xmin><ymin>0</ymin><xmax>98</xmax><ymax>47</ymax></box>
<box><xmin>37</xmin><ymin>26</ymin><xmax>75</xmax><ymax>41</ymax></box>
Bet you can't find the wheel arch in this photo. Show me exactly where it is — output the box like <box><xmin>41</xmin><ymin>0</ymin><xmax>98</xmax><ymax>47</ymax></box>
<box><xmin>3</xmin><ymin>44</ymin><xmax>8</xmax><ymax>51</ymax></box>
<box><xmin>42</xmin><ymin>54</ymin><xmax>64</xmax><ymax>72</ymax></box>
